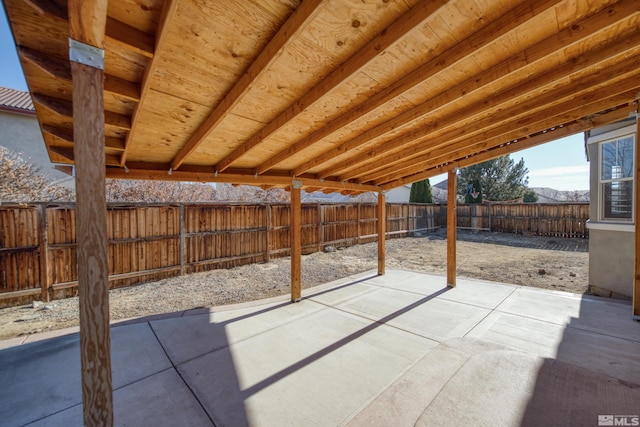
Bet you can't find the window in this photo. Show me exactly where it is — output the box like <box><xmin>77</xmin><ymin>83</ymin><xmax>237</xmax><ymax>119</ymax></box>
<box><xmin>600</xmin><ymin>135</ymin><xmax>634</xmax><ymax>221</ymax></box>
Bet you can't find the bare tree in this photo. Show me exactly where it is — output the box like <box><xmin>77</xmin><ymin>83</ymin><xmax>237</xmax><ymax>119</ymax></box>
<box><xmin>105</xmin><ymin>179</ymin><xmax>218</xmax><ymax>202</ymax></box>
<box><xmin>0</xmin><ymin>147</ymin><xmax>74</xmax><ymax>202</ymax></box>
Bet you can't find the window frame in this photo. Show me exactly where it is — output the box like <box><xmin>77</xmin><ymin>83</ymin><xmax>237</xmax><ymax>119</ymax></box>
<box><xmin>598</xmin><ymin>132</ymin><xmax>635</xmax><ymax>222</ymax></box>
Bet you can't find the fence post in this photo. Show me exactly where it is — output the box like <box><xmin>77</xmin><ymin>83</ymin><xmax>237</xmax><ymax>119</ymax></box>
<box><xmin>317</xmin><ymin>203</ymin><xmax>322</xmax><ymax>252</ymax></box>
<box><xmin>266</xmin><ymin>203</ymin><xmax>271</xmax><ymax>262</ymax></box>
<box><xmin>179</xmin><ymin>204</ymin><xmax>185</xmax><ymax>275</ymax></box>
<box><xmin>39</xmin><ymin>203</ymin><xmax>50</xmax><ymax>302</ymax></box>
<box><xmin>318</xmin><ymin>203</ymin><xmax>324</xmax><ymax>250</ymax></box>
<box><xmin>356</xmin><ymin>203</ymin><xmax>361</xmax><ymax>244</ymax></box>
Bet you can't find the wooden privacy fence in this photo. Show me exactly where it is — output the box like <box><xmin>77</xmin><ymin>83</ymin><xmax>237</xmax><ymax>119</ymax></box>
<box><xmin>0</xmin><ymin>202</ymin><xmax>588</xmax><ymax>307</ymax></box>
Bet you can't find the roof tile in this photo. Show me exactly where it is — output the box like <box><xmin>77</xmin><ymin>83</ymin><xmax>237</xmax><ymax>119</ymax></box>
<box><xmin>0</xmin><ymin>87</ymin><xmax>34</xmax><ymax>112</ymax></box>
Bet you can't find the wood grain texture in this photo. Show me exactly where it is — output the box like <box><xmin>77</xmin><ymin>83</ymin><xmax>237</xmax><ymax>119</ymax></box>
<box><xmin>4</xmin><ymin>0</ymin><xmax>640</xmax><ymax>195</ymax></box>
<box><xmin>377</xmin><ymin>192</ymin><xmax>386</xmax><ymax>276</ymax></box>
<box><xmin>68</xmin><ymin>0</ymin><xmax>108</xmax><ymax>47</ymax></box>
<box><xmin>290</xmin><ymin>186</ymin><xmax>302</xmax><ymax>302</ymax></box>
<box><xmin>447</xmin><ymin>170</ymin><xmax>457</xmax><ymax>288</ymax></box>
<box><xmin>71</xmin><ymin>61</ymin><xmax>113</xmax><ymax>426</ymax></box>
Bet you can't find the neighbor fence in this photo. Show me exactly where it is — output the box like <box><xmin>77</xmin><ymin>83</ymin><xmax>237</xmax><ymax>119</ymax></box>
<box><xmin>0</xmin><ymin>202</ymin><xmax>588</xmax><ymax>307</ymax></box>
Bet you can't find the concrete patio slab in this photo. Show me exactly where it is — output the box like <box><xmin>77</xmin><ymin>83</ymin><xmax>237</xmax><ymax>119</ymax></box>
<box><xmin>496</xmin><ymin>286</ymin><xmax>640</xmax><ymax>341</ymax></box>
<box><xmin>178</xmin><ymin>304</ymin><xmax>436</xmax><ymax>426</ymax></box>
<box><xmin>466</xmin><ymin>311</ymin><xmax>640</xmax><ymax>384</ymax></box>
<box><xmin>0</xmin><ymin>322</ymin><xmax>171</xmax><ymax>426</ymax></box>
<box><xmin>1</xmin><ymin>269</ymin><xmax>638</xmax><ymax>427</ymax></box>
<box><xmin>28</xmin><ymin>369</ymin><xmax>213</xmax><ymax>426</ymax></box>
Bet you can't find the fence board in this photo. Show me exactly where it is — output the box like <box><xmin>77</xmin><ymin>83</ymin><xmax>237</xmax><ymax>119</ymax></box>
<box><xmin>0</xmin><ymin>202</ymin><xmax>589</xmax><ymax>307</ymax></box>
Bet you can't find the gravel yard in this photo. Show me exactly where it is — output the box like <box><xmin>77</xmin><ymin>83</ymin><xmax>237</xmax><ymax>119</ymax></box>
<box><xmin>0</xmin><ymin>230</ymin><xmax>588</xmax><ymax>341</ymax></box>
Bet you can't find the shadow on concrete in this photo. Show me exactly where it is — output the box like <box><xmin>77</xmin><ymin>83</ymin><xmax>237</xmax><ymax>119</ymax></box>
<box><xmin>520</xmin><ymin>298</ymin><xmax>640</xmax><ymax>426</ymax></box>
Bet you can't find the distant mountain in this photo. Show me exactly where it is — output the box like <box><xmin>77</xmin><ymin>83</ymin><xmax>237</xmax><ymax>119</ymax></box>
<box><xmin>529</xmin><ymin>187</ymin><xmax>590</xmax><ymax>202</ymax></box>
<box><xmin>430</xmin><ymin>180</ymin><xmax>589</xmax><ymax>203</ymax></box>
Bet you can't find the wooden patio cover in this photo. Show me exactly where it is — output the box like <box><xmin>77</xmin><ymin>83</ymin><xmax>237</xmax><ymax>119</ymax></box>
<box><xmin>3</xmin><ymin>0</ymin><xmax>640</xmax><ymax>424</ymax></box>
<box><xmin>5</xmin><ymin>0</ymin><xmax>639</xmax><ymax>192</ymax></box>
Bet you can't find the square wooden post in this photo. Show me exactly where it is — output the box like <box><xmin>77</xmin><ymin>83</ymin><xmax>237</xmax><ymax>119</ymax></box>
<box><xmin>38</xmin><ymin>203</ymin><xmax>50</xmax><ymax>302</ymax></box>
<box><xmin>291</xmin><ymin>181</ymin><xmax>302</xmax><ymax>302</ymax></box>
<box><xmin>378</xmin><ymin>191</ymin><xmax>386</xmax><ymax>275</ymax></box>
<box><xmin>634</xmin><ymin>113</ymin><xmax>640</xmax><ymax>320</ymax></box>
<box><xmin>447</xmin><ymin>170</ymin><xmax>457</xmax><ymax>287</ymax></box>
<box><xmin>179</xmin><ymin>204</ymin><xmax>185</xmax><ymax>275</ymax></box>
<box><xmin>68</xmin><ymin>0</ymin><xmax>113</xmax><ymax>424</ymax></box>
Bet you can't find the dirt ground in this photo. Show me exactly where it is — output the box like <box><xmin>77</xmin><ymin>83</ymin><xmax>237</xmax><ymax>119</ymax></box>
<box><xmin>0</xmin><ymin>230</ymin><xmax>588</xmax><ymax>341</ymax></box>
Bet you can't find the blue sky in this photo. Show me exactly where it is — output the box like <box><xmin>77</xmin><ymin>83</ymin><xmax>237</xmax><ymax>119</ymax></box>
<box><xmin>0</xmin><ymin>4</ymin><xmax>590</xmax><ymax>191</ymax></box>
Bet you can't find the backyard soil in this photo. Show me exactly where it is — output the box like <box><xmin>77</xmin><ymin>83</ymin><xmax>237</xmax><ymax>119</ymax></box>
<box><xmin>0</xmin><ymin>230</ymin><xmax>589</xmax><ymax>341</ymax></box>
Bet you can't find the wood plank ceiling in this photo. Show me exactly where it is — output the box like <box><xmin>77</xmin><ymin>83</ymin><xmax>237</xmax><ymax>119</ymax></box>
<box><xmin>4</xmin><ymin>0</ymin><xmax>640</xmax><ymax>194</ymax></box>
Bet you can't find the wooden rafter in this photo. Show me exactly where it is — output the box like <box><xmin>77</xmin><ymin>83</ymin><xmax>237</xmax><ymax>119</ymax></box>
<box><xmin>22</xmin><ymin>0</ymin><xmax>154</xmax><ymax>58</ymax></box>
<box><xmin>376</xmin><ymin>64</ymin><xmax>640</xmax><ymax>182</ymax></box>
<box><xmin>212</xmin><ymin>0</ymin><xmax>450</xmax><ymax>175</ymax></box>
<box><xmin>380</xmin><ymin>104</ymin><xmax>635</xmax><ymax>190</ymax></box>
<box><xmin>5</xmin><ymin>0</ymin><xmax>640</xmax><ymax>197</ymax></box>
<box><xmin>325</xmin><ymin>7</ymin><xmax>640</xmax><ymax>181</ymax></box>
<box><xmin>169</xmin><ymin>0</ymin><xmax>326</xmax><ymax>171</ymax></box>
<box><xmin>361</xmin><ymin>78</ymin><xmax>640</xmax><ymax>185</ymax></box>
<box><xmin>341</xmin><ymin>47</ymin><xmax>640</xmax><ymax>183</ymax></box>
<box><xmin>43</xmin><ymin>123</ymin><xmax>125</xmax><ymax>152</ymax></box>
<box><xmin>257</xmin><ymin>0</ymin><xmax>561</xmax><ymax>175</ymax></box>
<box><xmin>19</xmin><ymin>46</ymin><xmax>140</xmax><ymax>101</ymax></box>
<box><xmin>370</xmin><ymin>79</ymin><xmax>640</xmax><ymax>186</ymax></box>
<box><xmin>105</xmin><ymin>165</ymin><xmax>380</xmax><ymax>193</ymax></box>
<box><xmin>105</xmin><ymin>17</ymin><xmax>154</xmax><ymax>58</ymax></box>
<box><xmin>119</xmin><ymin>0</ymin><xmax>178</xmax><ymax>166</ymax></box>
<box><xmin>294</xmin><ymin>0</ymin><xmax>639</xmax><ymax>177</ymax></box>
<box><xmin>33</xmin><ymin>93</ymin><xmax>131</xmax><ymax>130</ymax></box>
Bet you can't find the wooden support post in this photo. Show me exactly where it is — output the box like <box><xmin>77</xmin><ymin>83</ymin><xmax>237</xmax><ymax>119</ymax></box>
<box><xmin>291</xmin><ymin>181</ymin><xmax>302</xmax><ymax>302</ymax></box>
<box><xmin>447</xmin><ymin>170</ymin><xmax>457</xmax><ymax>287</ymax></box>
<box><xmin>634</xmin><ymin>113</ymin><xmax>640</xmax><ymax>320</ymax></box>
<box><xmin>68</xmin><ymin>0</ymin><xmax>113</xmax><ymax>424</ymax></box>
<box><xmin>179</xmin><ymin>204</ymin><xmax>185</xmax><ymax>275</ymax></box>
<box><xmin>378</xmin><ymin>192</ymin><xmax>386</xmax><ymax>276</ymax></box>
<box><xmin>316</xmin><ymin>203</ymin><xmax>322</xmax><ymax>252</ymax></box>
<box><xmin>39</xmin><ymin>203</ymin><xmax>50</xmax><ymax>302</ymax></box>
<box><xmin>265</xmin><ymin>203</ymin><xmax>271</xmax><ymax>262</ymax></box>
<box><xmin>356</xmin><ymin>203</ymin><xmax>361</xmax><ymax>245</ymax></box>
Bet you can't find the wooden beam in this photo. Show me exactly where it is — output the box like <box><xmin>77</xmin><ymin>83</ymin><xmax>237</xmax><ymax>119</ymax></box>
<box><xmin>106</xmin><ymin>165</ymin><xmax>380</xmax><ymax>193</ymax></box>
<box><xmin>43</xmin><ymin>124</ymin><xmax>125</xmax><ymax>151</ymax></box>
<box><xmin>378</xmin><ymin>192</ymin><xmax>386</xmax><ymax>276</ymax></box>
<box><xmin>298</xmin><ymin>0</ymin><xmax>639</xmax><ymax>178</ymax></box>
<box><xmin>634</xmin><ymin>110</ymin><xmax>640</xmax><ymax>319</ymax></box>
<box><xmin>290</xmin><ymin>182</ymin><xmax>302</xmax><ymax>302</ymax></box>
<box><xmin>170</xmin><ymin>0</ymin><xmax>326</xmax><ymax>170</ymax></box>
<box><xmin>68</xmin><ymin>1</ymin><xmax>112</xmax><ymax>424</ymax></box>
<box><xmin>33</xmin><ymin>93</ymin><xmax>131</xmax><ymax>130</ymax></box>
<box><xmin>119</xmin><ymin>0</ymin><xmax>178</xmax><ymax>166</ymax></box>
<box><xmin>257</xmin><ymin>0</ymin><xmax>561</xmax><ymax>175</ymax></box>
<box><xmin>447</xmin><ymin>170</ymin><xmax>457</xmax><ymax>287</ymax></box>
<box><xmin>372</xmin><ymin>79</ymin><xmax>640</xmax><ymax>186</ymax></box>
<box><xmin>214</xmin><ymin>0</ymin><xmax>450</xmax><ymax>174</ymax></box>
<box><xmin>105</xmin><ymin>17</ymin><xmax>154</xmax><ymax>58</ymax></box>
<box><xmin>381</xmin><ymin>105</ymin><xmax>634</xmax><ymax>190</ymax></box>
<box><xmin>68</xmin><ymin>0</ymin><xmax>107</xmax><ymax>47</ymax></box>
<box><xmin>22</xmin><ymin>0</ymin><xmax>153</xmax><ymax>58</ymax></box>
<box><xmin>330</xmin><ymin>20</ymin><xmax>640</xmax><ymax>182</ymax></box>
<box><xmin>19</xmin><ymin>47</ymin><xmax>140</xmax><ymax>101</ymax></box>
<box><xmin>22</xmin><ymin>0</ymin><xmax>67</xmax><ymax>20</ymax></box>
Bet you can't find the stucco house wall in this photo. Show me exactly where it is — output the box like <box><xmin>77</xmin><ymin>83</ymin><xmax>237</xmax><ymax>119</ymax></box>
<box><xmin>0</xmin><ymin>87</ymin><xmax>74</xmax><ymax>189</ymax></box>
<box><xmin>586</xmin><ymin>118</ymin><xmax>636</xmax><ymax>299</ymax></box>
